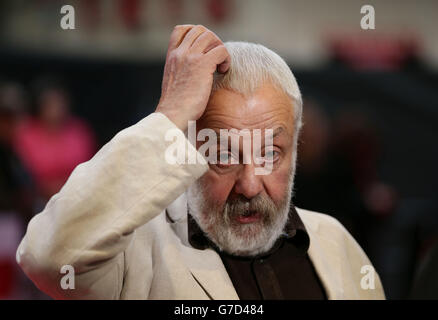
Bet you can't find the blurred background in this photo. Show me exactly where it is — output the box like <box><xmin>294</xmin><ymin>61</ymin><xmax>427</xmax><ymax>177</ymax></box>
<box><xmin>0</xmin><ymin>0</ymin><xmax>437</xmax><ymax>299</ymax></box>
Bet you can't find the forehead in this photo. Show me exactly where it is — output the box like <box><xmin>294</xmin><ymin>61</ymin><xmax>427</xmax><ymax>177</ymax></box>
<box><xmin>198</xmin><ymin>83</ymin><xmax>295</xmax><ymax>135</ymax></box>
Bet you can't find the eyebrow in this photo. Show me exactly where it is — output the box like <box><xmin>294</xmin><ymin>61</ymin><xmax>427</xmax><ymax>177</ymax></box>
<box><xmin>210</xmin><ymin>126</ymin><xmax>285</xmax><ymax>137</ymax></box>
<box><xmin>272</xmin><ymin>127</ymin><xmax>284</xmax><ymax>138</ymax></box>
<box><xmin>211</xmin><ymin>126</ymin><xmax>286</xmax><ymax>149</ymax></box>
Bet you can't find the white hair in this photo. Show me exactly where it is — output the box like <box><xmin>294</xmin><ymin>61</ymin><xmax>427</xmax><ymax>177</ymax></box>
<box><xmin>186</xmin><ymin>43</ymin><xmax>304</xmax><ymax>256</ymax></box>
<box><xmin>212</xmin><ymin>41</ymin><xmax>303</xmax><ymax>177</ymax></box>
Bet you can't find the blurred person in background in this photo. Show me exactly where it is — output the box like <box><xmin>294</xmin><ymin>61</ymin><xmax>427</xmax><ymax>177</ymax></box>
<box><xmin>294</xmin><ymin>103</ymin><xmax>374</xmax><ymax>240</ymax></box>
<box><xmin>294</xmin><ymin>103</ymin><xmax>401</xmax><ymax>294</ymax></box>
<box><xmin>0</xmin><ymin>82</ymin><xmax>34</xmax><ymax>299</ymax></box>
<box><xmin>293</xmin><ymin>100</ymin><xmax>334</xmax><ymax>216</ymax></box>
<box><xmin>0</xmin><ymin>82</ymin><xmax>33</xmax><ymax>219</ymax></box>
<box><xmin>13</xmin><ymin>78</ymin><xmax>96</xmax><ymax>203</ymax></box>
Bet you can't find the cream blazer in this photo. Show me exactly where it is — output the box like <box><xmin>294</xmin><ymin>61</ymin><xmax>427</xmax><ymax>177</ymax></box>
<box><xmin>16</xmin><ymin>112</ymin><xmax>385</xmax><ymax>300</ymax></box>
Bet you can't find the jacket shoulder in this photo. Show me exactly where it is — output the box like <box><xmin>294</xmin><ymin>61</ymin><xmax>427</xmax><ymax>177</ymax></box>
<box><xmin>296</xmin><ymin>207</ymin><xmax>367</xmax><ymax>260</ymax></box>
<box><xmin>296</xmin><ymin>207</ymin><xmax>346</xmax><ymax>234</ymax></box>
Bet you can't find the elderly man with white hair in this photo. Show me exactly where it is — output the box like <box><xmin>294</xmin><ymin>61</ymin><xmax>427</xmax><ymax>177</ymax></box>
<box><xmin>16</xmin><ymin>25</ymin><xmax>385</xmax><ymax>300</ymax></box>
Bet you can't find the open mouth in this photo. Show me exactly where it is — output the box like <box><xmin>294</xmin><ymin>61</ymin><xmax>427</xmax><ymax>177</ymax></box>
<box><xmin>236</xmin><ymin>211</ymin><xmax>261</xmax><ymax>224</ymax></box>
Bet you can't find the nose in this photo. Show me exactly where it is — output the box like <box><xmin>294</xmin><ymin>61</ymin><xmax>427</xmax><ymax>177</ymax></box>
<box><xmin>233</xmin><ymin>164</ymin><xmax>264</xmax><ymax>199</ymax></box>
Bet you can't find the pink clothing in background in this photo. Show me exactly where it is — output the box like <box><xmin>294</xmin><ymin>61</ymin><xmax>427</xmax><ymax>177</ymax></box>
<box><xmin>13</xmin><ymin>117</ymin><xmax>96</xmax><ymax>198</ymax></box>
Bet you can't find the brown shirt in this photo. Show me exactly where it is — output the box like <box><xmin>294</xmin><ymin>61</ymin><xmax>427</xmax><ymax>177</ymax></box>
<box><xmin>187</xmin><ymin>206</ymin><xmax>327</xmax><ymax>300</ymax></box>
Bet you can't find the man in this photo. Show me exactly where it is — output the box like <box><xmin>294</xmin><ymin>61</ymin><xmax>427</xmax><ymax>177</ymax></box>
<box><xmin>16</xmin><ymin>25</ymin><xmax>385</xmax><ymax>299</ymax></box>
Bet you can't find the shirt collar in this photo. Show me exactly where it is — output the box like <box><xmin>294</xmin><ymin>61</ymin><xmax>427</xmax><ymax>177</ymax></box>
<box><xmin>187</xmin><ymin>205</ymin><xmax>310</xmax><ymax>256</ymax></box>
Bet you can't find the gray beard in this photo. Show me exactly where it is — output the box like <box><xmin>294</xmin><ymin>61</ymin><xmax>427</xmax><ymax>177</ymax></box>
<box><xmin>187</xmin><ymin>173</ymin><xmax>294</xmax><ymax>257</ymax></box>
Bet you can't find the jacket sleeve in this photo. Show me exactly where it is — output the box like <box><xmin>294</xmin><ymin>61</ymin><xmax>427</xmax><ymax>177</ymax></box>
<box><xmin>16</xmin><ymin>112</ymin><xmax>208</xmax><ymax>299</ymax></box>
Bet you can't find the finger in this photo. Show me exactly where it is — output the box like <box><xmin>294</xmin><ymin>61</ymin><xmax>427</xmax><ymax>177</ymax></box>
<box><xmin>178</xmin><ymin>25</ymin><xmax>208</xmax><ymax>51</ymax></box>
<box><xmin>191</xmin><ymin>30</ymin><xmax>222</xmax><ymax>54</ymax></box>
<box><xmin>167</xmin><ymin>25</ymin><xmax>194</xmax><ymax>56</ymax></box>
<box><xmin>206</xmin><ymin>44</ymin><xmax>231</xmax><ymax>74</ymax></box>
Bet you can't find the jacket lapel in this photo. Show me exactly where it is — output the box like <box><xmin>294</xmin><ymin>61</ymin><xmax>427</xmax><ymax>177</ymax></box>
<box><xmin>179</xmin><ymin>244</ymin><xmax>239</xmax><ymax>300</ymax></box>
<box><xmin>298</xmin><ymin>210</ymin><xmax>345</xmax><ymax>299</ymax></box>
<box><xmin>167</xmin><ymin>193</ymin><xmax>239</xmax><ymax>300</ymax></box>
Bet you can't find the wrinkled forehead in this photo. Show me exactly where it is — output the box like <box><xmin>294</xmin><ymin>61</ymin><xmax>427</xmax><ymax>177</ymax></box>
<box><xmin>198</xmin><ymin>83</ymin><xmax>295</xmax><ymax>137</ymax></box>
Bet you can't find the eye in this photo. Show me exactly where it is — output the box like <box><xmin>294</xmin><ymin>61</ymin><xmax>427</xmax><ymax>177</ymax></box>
<box><xmin>213</xmin><ymin>151</ymin><xmax>237</xmax><ymax>169</ymax></box>
<box><xmin>219</xmin><ymin>151</ymin><xmax>232</xmax><ymax>164</ymax></box>
<box><xmin>263</xmin><ymin>149</ymin><xmax>280</xmax><ymax>163</ymax></box>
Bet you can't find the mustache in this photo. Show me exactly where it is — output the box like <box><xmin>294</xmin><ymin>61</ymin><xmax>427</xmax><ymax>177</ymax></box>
<box><xmin>222</xmin><ymin>194</ymin><xmax>279</xmax><ymax>223</ymax></box>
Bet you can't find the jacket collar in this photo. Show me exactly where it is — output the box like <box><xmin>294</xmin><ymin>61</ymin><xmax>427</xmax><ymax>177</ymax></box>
<box><xmin>167</xmin><ymin>193</ymin><xmax>344</xmax><ymax>299</ymax></box>
<box><xmin>296</xmin><ymin>209</ymin><xmax>345</xmax><ymax>299</ymax></box>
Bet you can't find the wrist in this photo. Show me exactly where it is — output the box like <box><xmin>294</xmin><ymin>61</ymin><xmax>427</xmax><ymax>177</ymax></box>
<box><xmin>155</xmin><ymin>108</ymin><xmax>188</xmax><ymax>132</ymax></box>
